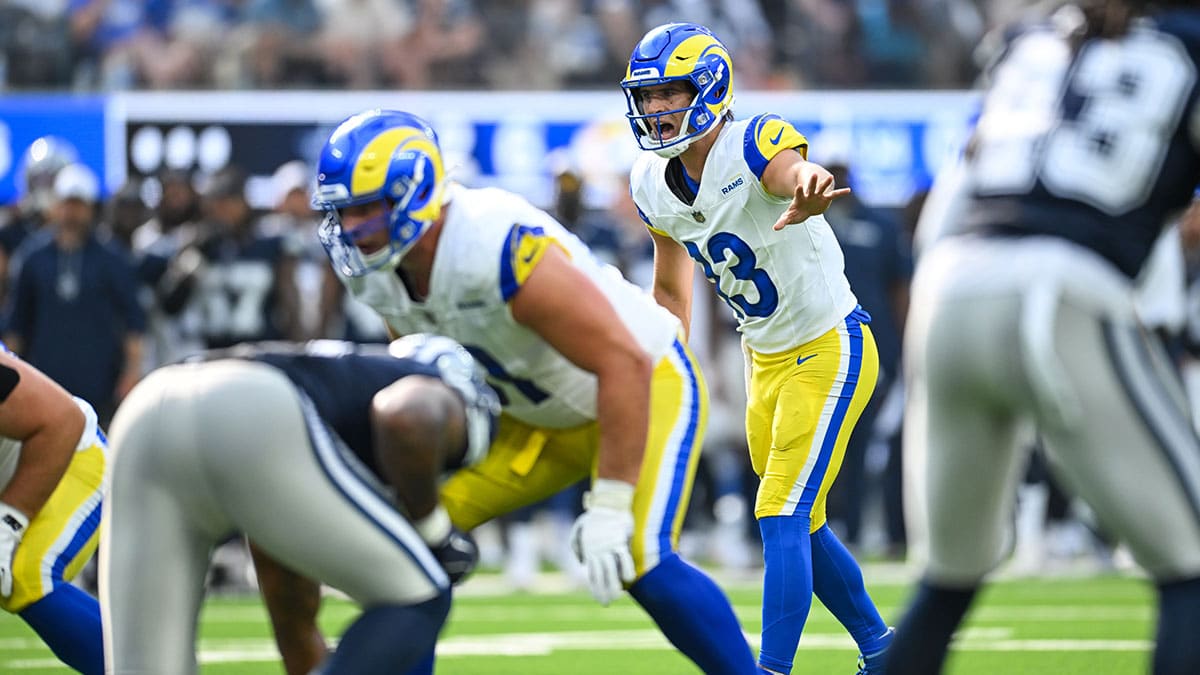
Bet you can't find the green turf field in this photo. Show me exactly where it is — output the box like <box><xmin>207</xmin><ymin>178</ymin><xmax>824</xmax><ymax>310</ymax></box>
<box><xmin>0</xmin><ymin>568</ymin><xmax>1155</xmax><ymax>674</ymax></box>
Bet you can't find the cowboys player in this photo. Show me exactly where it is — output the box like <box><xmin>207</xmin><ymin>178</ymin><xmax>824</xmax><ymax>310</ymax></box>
<box><xmin>622</xmin><ymin>22</ymin><xmax>892</xmax><ymax>675</ymax></box>
<box><xmin>100</xmin><ymin>335</ymin><xmax>497</xmax><ymax>674</ymax></box>
<box><xmin>888</xmin><ymin>1</ymin><xmax>1200</xmax><ymax>673</ymax></box>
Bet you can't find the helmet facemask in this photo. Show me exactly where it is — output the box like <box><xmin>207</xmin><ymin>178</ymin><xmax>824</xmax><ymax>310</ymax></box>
<box><xmin>313</xmin><ymin>119</ymin><xmax>445</xmax><ymax>278</ymax></box>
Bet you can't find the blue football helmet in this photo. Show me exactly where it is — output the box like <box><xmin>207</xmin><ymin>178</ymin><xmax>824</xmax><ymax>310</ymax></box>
<box><xmin>388</xmin><ymin>333</ymin><xmax>500</xmax><ymax>468</ymax></box>
<box><xmin>620</xmin><ymin>23</ymin><xmax>735</xmax><ymax>158</ymax></box>
<box><xmin>313</xmin><ymin>109</ymin><xmax>446</xmax><ymax>277</ymax></box>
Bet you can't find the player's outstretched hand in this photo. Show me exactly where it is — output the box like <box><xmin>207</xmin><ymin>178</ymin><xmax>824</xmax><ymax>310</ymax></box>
<box><xmin>0</xmin><ymin>502</ymin><xmax>29</xmax><ymax>598</ymax></box>
<box><xmin>570</xmin><ymin>479</ymin><xmax>636</xmax><ymax>606</ymax></box>
<box><xmin>431</xmin><ymin>526</ymin><xmax>479</xmax><ymax>585</ymax></box>
<box><xmin>773</xmin><ymin>171</ymin><xmax>852</xmax><ymax>231</ymax></box>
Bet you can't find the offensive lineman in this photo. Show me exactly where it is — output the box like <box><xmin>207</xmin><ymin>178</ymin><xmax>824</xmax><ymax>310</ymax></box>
<box><xmin>888</xmin><ymin>1</ymin><xmax>1200</xmax><ymax>674</ymax></box>
<box><xmin>100</xmin><ymin>336</ymin><xmax>497</xmax><ymax>674</ymax></box>
<box><xmin>310</xmin><ymin>109</ymin><xmax>758</xmax><ymax>674</ymax></box>
<box><xmin>0</xmin><ymin>341</ymin><xmax>107</xmax><ymax>674</ymax></box>
<box><xmin>621</xmin><ymin>22</ymin><xmax>892</xmax><ymax>675</ymax></box>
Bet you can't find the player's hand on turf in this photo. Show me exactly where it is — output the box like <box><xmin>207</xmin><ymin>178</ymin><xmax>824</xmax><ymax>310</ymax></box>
<box><xmin>431</xmin><ymin>526</ymin><xmax>479</xmax><ymax>585</ymax></box>
<box><xmin>415</xmin><ymin>506</ymin><xmax>478</xmax><ymax>585</ymax></box>
<box><xmin>773</xmin><ymin>171</ymin><xmax>852</xmax><ymax>231</ymax></box>
<box><xmin>570</xmin><ymin>479</ymin><xmax>636</xmax><ymax>606</ymax></box>
<box><xmin>0</xmin><ymin>502</ymin><xmax>29</xmax><ymax>598</ymax></box>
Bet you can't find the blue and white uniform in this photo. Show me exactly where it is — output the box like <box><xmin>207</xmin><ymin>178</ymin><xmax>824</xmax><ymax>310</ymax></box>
<box><xmin>101</xmin><ymin>340</ymin><xmax>493</xmax><ymax>674</ymax></box>
<box><xmin>906</xmin><ymin>8</ymin><xmax>1200</xmax><ymax>584</ymax></box>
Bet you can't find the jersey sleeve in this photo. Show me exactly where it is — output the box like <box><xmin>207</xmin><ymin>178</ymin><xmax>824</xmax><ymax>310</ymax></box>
<box><xmin>743</xmin><ymin>113</ymin><xmax>809</xmax><ymax>180</ymax></box>
<box><xmin>498</xmin><ymin>223</ymin><xmax>568</xmax><ymax>302</ymax></box>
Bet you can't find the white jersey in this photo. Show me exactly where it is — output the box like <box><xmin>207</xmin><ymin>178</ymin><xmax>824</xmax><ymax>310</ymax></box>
<box><xmin>630</xmin><ymin>115</ymin><xmax>857</xmax><ymax>353</ymax></box>
<box><xmin>337</xmin><ymin>184</ymin><xmax>680</xmax><ymax>429</ymax></box>
<box><xmin>0</xmin><ymin>396</ymin><xmax>100</xmax><ymax>488</ymax></box>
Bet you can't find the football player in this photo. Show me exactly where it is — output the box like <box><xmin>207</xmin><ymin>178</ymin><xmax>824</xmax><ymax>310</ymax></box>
<box><xmin>888</xmin><ymin>1</ymin><xmax>1200</xmax><ymax>673</ymax></box>
<box><xmin>100</xmin><ymin>336</ymin><xmax>498</xmax><ymax>674</ymax></box>
<box><xmin>620</xmin><ymin>22</ymin><xmax>892</xmax><ymax>675</ymax></box>
<box><xmin>312</xmin><ymin>109</ymin><xmax>758</xmax><ymax>674</ymax></box>
<box><xmin>0</xmin><ymin>341</ymin><xmax>107</xmax><ymax>674</ymax></box>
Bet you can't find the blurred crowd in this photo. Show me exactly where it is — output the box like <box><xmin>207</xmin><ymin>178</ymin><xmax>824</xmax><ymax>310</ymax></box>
<box><xmin>1</xmin><ymin>0</ymin><xmax>1031</xmax><ymax>92</ymax></box>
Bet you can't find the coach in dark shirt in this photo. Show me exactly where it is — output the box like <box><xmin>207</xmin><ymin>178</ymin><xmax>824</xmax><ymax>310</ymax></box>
<box><xmin>3</xmin><ymin>164</ymin><xmax>145</xmax><ymax>424</ymax></box>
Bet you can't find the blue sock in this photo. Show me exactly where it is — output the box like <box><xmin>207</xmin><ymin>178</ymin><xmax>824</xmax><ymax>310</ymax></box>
<box><xmin>18</xmin><ymin>584</ymin><xmax>104</xmax><ymax>675</ymax></box>
<box><xmin>1155</xmin><ymin>576</ymin><xmax>1200</xmax><ymax>675</ymax></box>
<box><xmin>403</xmin><ymin>651</ymin><xmax>436</xmax><ymax>675</ymax></box>
<box><xmin>886</xmin><ymin>580</ymin><xmax>977</xmax><ymax>675</ymax></box>
<box><xmin>810</xmin><ymin>524</ymin><xmax>888</xmax><ymax>652</ymax></box>
<box><xmin>322</xmin><ymin>591</ymin><xmax>451</xmax><ymax>675</ymax></box>
<box><xmin>757</xmin><ymin>514</ymin><xmax>813</xmax><ymax>675</ymax></box>
<box><xmin>629</xmin><ymin>552</ymin><xmax>757</xmax><ymax>675</ymax></box>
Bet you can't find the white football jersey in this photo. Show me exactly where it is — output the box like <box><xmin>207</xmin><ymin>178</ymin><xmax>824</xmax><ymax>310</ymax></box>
<box><xmin>337</xmin><ymin>184</ymin><xmax>680</xmax><ymax>428</ymax></box>
<box><xmin>0</xmin><ymin>396</ymin><xmax>100</xmax><ymax>488</ymax></box>
<box><xmin>630</xmin><ymin>114</ymin><xmax>857</xmax><ymax>353</ymax></box>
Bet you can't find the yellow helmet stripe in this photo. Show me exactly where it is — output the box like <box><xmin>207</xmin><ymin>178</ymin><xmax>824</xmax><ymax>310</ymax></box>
<box><xmin>350</xmin><ymin>127</ymin><xmax>430</xmax><ymax>197</ymax></box>
<box><xmin>663</xmin><ymin>35</ymin><xmax>726</xmax><ymax>78</ymax></box>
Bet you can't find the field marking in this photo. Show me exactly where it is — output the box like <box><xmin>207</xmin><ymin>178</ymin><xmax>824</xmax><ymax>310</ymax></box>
<box><xmin>198</xmin><ymin>602</ymin><xmax>1151</xmax><ymax>624</ymax></box>
<box><xmin>0</xmin><ymin>628</ymin><xmax>1155</xmax><ymax>670</ymax></box>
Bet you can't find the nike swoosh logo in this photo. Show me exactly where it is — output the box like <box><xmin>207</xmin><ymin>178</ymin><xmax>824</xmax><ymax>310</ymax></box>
<box><xmin>770</xmin><ymin>127</ymin><xmax>784</xmax><ymax>145</ymax></box>
<box><xmin>796</xmin><ymin>354</ymin><xmax>816</xmax><ymax>366</ymax></box>
<box><xmin>521</xmin><ymin>249</ymin><xmax>537</xmax><ymax>264</ymax></box>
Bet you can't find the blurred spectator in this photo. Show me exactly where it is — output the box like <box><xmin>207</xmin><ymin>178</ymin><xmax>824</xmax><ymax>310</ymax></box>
<box><xmin>13</xmin><ymin>0</ymin><xmax>993</xmax><ymax>90</ymax></box>
<box><xmin>383</xmin><ymin>0</ymin><xmax>485</xmax><ymax>89</ymax></box>
<box><xmin>3</xmin><ymin>164</ymin><xmax>145</xmax><ymax>424</ymax></box>
<box><xmin>232</xmin><ymin>0</ymin><xmax>325</xmax><ymax>87</ymax></box>
<box><xmin>101</xmin><ymin>179</ymin><xmax>149</xmax><ymax>251</ymax></box>
<box><xmin>256</xmin><ymin>160</ymin><xmax>332</xmax><ymax>338</ymax></box>
<box><xmin>317</xmin><ymin>0</ymin><xmax>413</xmax><ymax>88</ymax></box>
<box><xmin>823</xmin><ymin>162</ymin><xmax>912</xmax><ymax>553</ymax></box>
<box><xmin>68</xmin><ymin>0</ymin><xmax>173</xmax><ymax>89</ymax></box>
<box><xmin>0</xmin><ymin>1</ymin><xmax>74</xmax><ymax>88</ymax></box>
<box><xmin>0</xmin><ymin>138</ymin><xmax>80</xmax><ymax>308</ymax></box>
<box><xmin>186</xmin><ymin>166</ymin><xmax>303</xmax><ymax>348</ymax></box>
<box><xmin>552</xmin><ymin>169</ymin><xmax>624</xmax><ymax>268</ymax></box>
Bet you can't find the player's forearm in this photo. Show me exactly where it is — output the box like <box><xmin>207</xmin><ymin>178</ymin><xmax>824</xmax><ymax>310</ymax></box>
<box><xmin>0</xmin><ymin>415</ymin><xmax>83</xmax><ymax>518</ymax></box>
<box><xmin>652</xmin><ymin>284</ymin><xmax>692</xmax><ymax>340</ymax></box>
<box><xmin>594</xmin><ymin>355</ymin><xmax>653</xmax><ymax>486</ymax></box>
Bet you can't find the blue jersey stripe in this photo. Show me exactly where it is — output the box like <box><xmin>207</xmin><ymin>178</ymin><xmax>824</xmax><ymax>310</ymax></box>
<box><xmin>498</xmin><ymin>224</ymin><xmax>520</xmax><ymax>302</ymax></box>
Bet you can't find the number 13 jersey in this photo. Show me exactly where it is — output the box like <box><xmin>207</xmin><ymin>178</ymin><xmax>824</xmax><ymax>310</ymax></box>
<box><xmin>630</xmin><ymin>114</ymin><xmax>857</xmax><ymax>354</ymax></box>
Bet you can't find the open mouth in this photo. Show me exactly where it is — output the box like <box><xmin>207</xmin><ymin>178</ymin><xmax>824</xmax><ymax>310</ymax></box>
<box><xmin>653</xmin><ymin>120</ymin><xmax>678</xmax><ymax>141</ymax></box>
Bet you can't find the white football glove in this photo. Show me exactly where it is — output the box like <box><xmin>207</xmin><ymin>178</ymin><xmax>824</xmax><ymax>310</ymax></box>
<box><xmin>570</xmin><ymin>479</ymin><xmax>636</xmax><ymax>606</ymax></box>
<box><xmin>0</xmin><ymin>501</ymin><xmax>29</xmax><ymax>598</ymax></box>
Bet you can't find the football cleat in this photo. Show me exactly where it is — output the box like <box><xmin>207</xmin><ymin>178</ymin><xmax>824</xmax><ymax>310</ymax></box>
<box><xmin>856</xmin><ymin>626</ymin><xmax>895</xmax><ymax>675</ymax></box>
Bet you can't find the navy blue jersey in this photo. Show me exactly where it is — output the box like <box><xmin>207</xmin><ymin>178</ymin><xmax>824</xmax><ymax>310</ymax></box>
<box><xmin>964</xmin><ymin>9</ymin><xmax>1200</xmax><ymax>278</ymax></box>
<box><xmin>196</xmin><ymin>232</ymin><xmax>294</xmax><ymax>348</ymax></box>
<box><xmin>202</xmin><ymin>341</ymin><xmax>441</xmax><ymax>477</ymax></box>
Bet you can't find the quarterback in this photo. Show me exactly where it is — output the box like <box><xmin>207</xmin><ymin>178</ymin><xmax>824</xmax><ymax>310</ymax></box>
<box><xmin>622</xmin><ymin>22</ymin><xmax>892</xmax><ymax>675</ymax></box>
<box><xmin>312</xmin><ymin>109</ymin><xmax>757</xmax><ymax>674</ymax></box>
